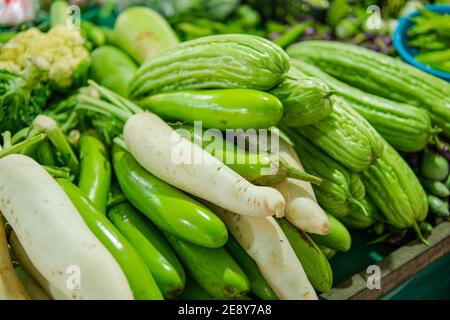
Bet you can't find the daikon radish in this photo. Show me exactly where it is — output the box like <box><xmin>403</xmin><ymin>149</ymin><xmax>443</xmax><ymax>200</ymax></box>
<box><xmin>9</xmin><ymin>231</ymin><xmax>66</xmax><ymax>300</ymax></box>
<box><xmin>0</xmin><ymin>154</ymin><xmax>133</xmax><ymax>300</ymax></box>
<box><xmin>209</xmin><ymin>204</ymin><xmax>317</xmax><ymax>300</ymax></box>
<box><xmin>0</xmin><ymin>217</ymin><xmax>29</xmax><ymax>300</ymax></box>
<box><xmin>123</xmin><ymin>112</ymin><xmax>286</xmax><ymax>218</ymax></box>
<box><xmin>275</xmin><ymin>138</ymin><xmax>329</xmax><ymax>235</ymax></box>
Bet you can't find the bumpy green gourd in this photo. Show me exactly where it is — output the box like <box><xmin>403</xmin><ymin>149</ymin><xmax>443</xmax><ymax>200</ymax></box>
<box><xmin>339</xmin><ymin>196</ymin><xmax>380</xmax><ymax>229</ymax></box>
<box><xmin>129</xmin><ymin>34</ymin><xmax>290</xmax><ymax>99</ymax></box>
<box><xmin>361</xmin><ymin>140</ymin><xmax>428</xmax><ymax>229</ymax></box>
<box><xmin>270</xmin><ymin>65</ymin><xmax>334</xmax><ymax>126</ymax></box>
<box><xmin>287</xmin><ymin>41</ymin><xmax>450</xmax><ymax>137</ymax></box>
<box><xmin>286</xmin><ymin>128</ymin><xmax>366</xmax><ymax>218</ymax></box>
<box><xmin>296</xmin><ymin>96</ymin><xmax>384</xmax><ymax>172</ymax></box>
<box><xmin>292</xmin><ymin>60</ymin><xmax>433</xmax><ymax>153</ymax></box>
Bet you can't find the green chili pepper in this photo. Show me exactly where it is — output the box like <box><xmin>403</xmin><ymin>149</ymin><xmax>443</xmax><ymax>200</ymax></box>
<box><xmin>112</xmin><ymin>144</ymin><xmax>228</xmax><ymax>248</ymax></box>
<box><xmin>108</xmin><ymin>203</ymin><xmax>186</xmax><ymax>298</ymax></box>
<box><xmin>57</xmin><ymin>179</ymin><xmax>163</xmax><ymax>300</ymax></box>
<box><xmin>78</xmin><ymin>135</ymin><xmax>111</xmax><ymax>213</ymax></box>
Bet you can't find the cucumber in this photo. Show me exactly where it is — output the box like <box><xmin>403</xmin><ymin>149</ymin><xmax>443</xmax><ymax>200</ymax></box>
<box><xmin>309</xmin><ymin>214</ymin><xmax>351</xmax><ymax>252</ymax></box>
<box><xmin>89</xmin><ymin>46</ymin><xmax>138</xmax><ymax>97</ymax></box>
<box><xmin>138</xmin><ymin>89</ymin><xmax>283</xmax><ymax>130</ymax></box>
<box><xmin>163</xmin><ymin>232</ymin><xmax>250</xmax><ymax>299</ymax></box>
<box><xmin>421</xmin><ymin>150</ymin><xmax>449</xmax><ymax>181</ymax></box>
<box><xmin>108</xmin><ymin>203</ymin><xmax>186</xmax><ymax>298</ymax></box>
<box><xmin>225</xmin><ymin>235</ymin><xmax>277</xmax><ymax>300</ymax></box>
<box><xmin>277</xmin><ymin>219</ymin><xmax>333</xmax><ymax>293</ymax></box>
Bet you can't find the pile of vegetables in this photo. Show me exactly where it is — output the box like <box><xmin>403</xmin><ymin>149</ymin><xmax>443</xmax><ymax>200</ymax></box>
<box><xmin>408</xmin><ymin>8</ymin><xmax>450</xmax><ymax>72</ymax></box>
<box><xmin>0</xmin><ymin>1</ymin><xmax>449</xmax><ymax>300</ymax></box>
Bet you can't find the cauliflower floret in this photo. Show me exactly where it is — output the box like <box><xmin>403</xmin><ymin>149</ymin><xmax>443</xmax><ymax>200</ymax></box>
<box><xmin>0</xmin><ymin>26</ymin><xmax>90</xmax><ymax>88</ymax></box>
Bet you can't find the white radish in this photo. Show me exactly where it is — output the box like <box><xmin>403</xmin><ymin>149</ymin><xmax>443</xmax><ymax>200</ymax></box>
<box><xmin>123</xmin><ymin>112</ymin><xmax>286</xmax><ymax>217</ymax></box>
<box><xmin>275</xmin><ymin>138</ymin><xmax>329</xmax><ymax>235</ymax></box>
<box><xmin>9</xmin><ymin>230</ymin><xmax>65</xmax><ymax>300</ymax></box>
<box><xmin>210</xmin><ymin>204</ymin><xmax>317</xmax><ymax>300</ymax></box>
<box><xmin>0</xmin><ymin>154</ymin><xmax>133</xmax><ymax>300</ymax></box>
<box><xmin>0</xmin><ymin>217</ymin><xmax>30</xmax><ymax>300</ymax></box>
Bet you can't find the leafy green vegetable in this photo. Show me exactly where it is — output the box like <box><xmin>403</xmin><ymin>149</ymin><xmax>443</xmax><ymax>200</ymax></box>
<box><xmin>0</xmin><ymin>69</ymin><xmax>51</xmax><ymax>133</ymax></box>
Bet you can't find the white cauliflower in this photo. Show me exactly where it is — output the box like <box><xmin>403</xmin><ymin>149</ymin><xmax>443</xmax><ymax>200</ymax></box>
<box><xmin>0</xmin><ymin>25</ymin><xmax>90</xmax><ymax>89</ymax></box>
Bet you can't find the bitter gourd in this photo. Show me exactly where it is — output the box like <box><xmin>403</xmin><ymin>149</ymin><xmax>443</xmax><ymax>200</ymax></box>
<box><xmin>287</xmin><ymin>41</ymin><xmax>450</xmax><ymax>137</ymax></box>
<box><xmin>285</xmin><ymin>128</ymin><xmax>366</xmax><ymax>218</ymax></box>
<box><xmin>295</xmin><ymin>96</ymin><xmax>384</xmax><ymax>172</ymax></box>
<box><xmin>339</xmin><ymin>196</ymin><xmax>380</xmax><ymax>229</ymax></box>
<box><xmin>129</xmin><ymin>34</ymin><xmax>290</xmax><ymax>99</ymax></box>
<box><xmin>361</xmin><ymin>140</ymin><xmax>428</xmax><ymax>229</ymax></box>
<box><xmin>292</xmin><ymin>60</ymin><xmax>433</xmax><ymax>153</ymax></box>
<box><xmin>269</xmin><ymin>65</ymin><xmax>334</xmax><ymax>127</ymax></box>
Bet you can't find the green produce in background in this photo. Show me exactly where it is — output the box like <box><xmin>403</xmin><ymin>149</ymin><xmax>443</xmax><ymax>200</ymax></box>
<box><xmin>362</xmin><ymin>140</ymin><xmax>429</xmax><ymax>230</ymax></box>
<box><xmin>421</xmin><ymin>150</ymin><xmax>449</xmax><ymax>181</ymax></box>
<box><xmin>277</xmin><ymin>219</ymin><xmax>333</xmax><ymax>293</ymax></box>
<box><xmin>113</xmin><ymin>7</ymin><xmax>179</xmax><ymax>64</ymax></box>
<box><xmin>421</xmin><ymin>179</ymin><xmax>450</xmax><ymax>198</ymax></box>
<box><xmin>112</xmin><ymin>144</ymin><xmax>228</xmax><ymax>248</ymax></box>
<box><xmin>78</xmin><ymin>135</ymin><xmax>111</xmax><ymax>214</ymax></box>
<box><xmin>295</xmin><ymin>96</ymin><xmax>384</xmax><ymax>172</ymax></box>
<box><xmin>285</xmin><ymin>128</ymin><xmax>366</xmax><ymax>218</ymax></box>
<box><xmin>57</xmin><ymin>179</ymin><xmax>163</xmax><ymax>300</ymax></box>
<box><xmin>287</xmin><ymin>41</ymin><xmax>450</xmax><ymax>137</ymax></box>
<box><xmin>89</xmin><ymin>46</ymin><xmax>138</xmax><ymax>97</ymax></box>
<box><xmin>138</xmin><ymin>89</ymin><xmax>284</xmax><ymax>130</ymax></box>
<box><xmin>270</xmin><ymin>65</ymin><xmax>334</xmax><ymax>127</ymax></box>
<box><xmin>309</xmin><ymin>214</ymin><xmax>352</xmax><ymax>252</ymax></box>
<box><xmin>225</xmin><ymin>235</ymin><xmax>278</xmax><ymax>300</ymax></box>
<box><xmin>108</xmin><ymin>203</ymin><xmax>186</xmax><ymax>298</ymax></box>
<box><xmin>427</xmin><ymin>195</ymin><xmax>449</xmax><ymax>217</ymax></box>
<box><xmin>293</xmin><ymin>59</ymin><xmax>433</xmax><ymax>153</ymax></box>
<box><xmin>163</xmin><ymin>232</ymin><xmax>250</xmax><ymax>300</ymax></box>
<box><xmin>129</xmin><ymin>34</ymin><xmax>290</xmax><ymax>99</ymax></box>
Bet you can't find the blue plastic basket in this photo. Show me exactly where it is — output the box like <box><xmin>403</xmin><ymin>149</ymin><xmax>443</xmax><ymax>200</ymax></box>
<box><xmin>393</xmin><ymin>4</ymin><xmax>450</xmax><ymax>81</ymax></box>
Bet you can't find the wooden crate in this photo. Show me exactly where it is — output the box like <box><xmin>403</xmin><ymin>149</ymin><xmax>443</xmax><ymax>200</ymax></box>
<box><xmin>321</xmin><ymin>222</ymin><xmax>450</xmax><ymax>300</ymax></box>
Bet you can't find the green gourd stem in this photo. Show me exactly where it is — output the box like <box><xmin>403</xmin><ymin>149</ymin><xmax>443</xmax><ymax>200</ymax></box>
<box><xmin>366</xmin><ymin>232</ymin><xmax>392</xmax><ymax>245</ymax></box>
<box><xmin>0</xmin><ymin>134</ymin><xmax>46</xmax><ymax>159</ymax></box>
<box><xmin>412</xmin><ymin>221</ymin><xmax>430</xmax><ymax>246</ymax></box>
<box><xmin>348</xmin><ymin>197</ymin><xmax>369</xmax><ymax>217</ymax></box>
<box><xmin>280</xmin><ymin>159</ymin><xmax>322</xmax><ymax>185</ymax></box>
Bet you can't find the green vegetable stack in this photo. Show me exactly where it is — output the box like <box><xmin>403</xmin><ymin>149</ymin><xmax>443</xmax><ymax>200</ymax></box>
<box><xmin>1</xmin><ymin>1</ymin><xmax>449</xmax><ymax>302</ymax></box>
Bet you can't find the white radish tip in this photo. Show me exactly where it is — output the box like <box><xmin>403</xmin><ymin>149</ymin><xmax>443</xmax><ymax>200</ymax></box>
<box><xmin>264</xmin><ymin>190</ymin><xmax>286</xmax><ymax>218</ymax></box>
<box><xmin>321</xmin><ymin>221</ymin><xmax>330</xmax><ymax>235</ymax></box>
<box><xmin>32</xmin><ymin>115</ymin><xmax>57</xmax><ymax>132</ymax></box>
